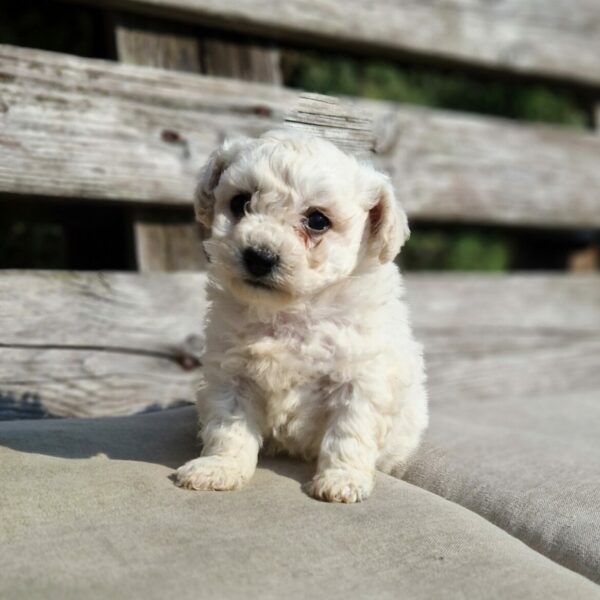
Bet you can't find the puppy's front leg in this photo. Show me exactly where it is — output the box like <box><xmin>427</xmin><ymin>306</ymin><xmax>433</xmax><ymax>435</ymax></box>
<box><xmin>307</xmin><ymin>381</ymin><xmax>381</xmax><ymax>504</ymax></box>
<box><xmin>176</xmin><ymin>390</ymin><xmax>260</xmax><ymax>492</ymax></box>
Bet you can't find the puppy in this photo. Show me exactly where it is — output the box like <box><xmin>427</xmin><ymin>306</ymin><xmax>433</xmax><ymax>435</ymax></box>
<box><xmin>176</xmin><ymin>130</ymin><xmax>427</xmax><ymax>503</ymax></box>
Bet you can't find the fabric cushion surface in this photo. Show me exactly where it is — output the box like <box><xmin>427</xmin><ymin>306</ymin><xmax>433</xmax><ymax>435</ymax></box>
<box><xmin>1</xmin><ymin>407</ymin><xmax>598</xmax><ymax>600</ymax></box>
<box><xmin>407</xmin><ymin>389</ymin><xmax>600</xmax><ymax>584</ymax></box>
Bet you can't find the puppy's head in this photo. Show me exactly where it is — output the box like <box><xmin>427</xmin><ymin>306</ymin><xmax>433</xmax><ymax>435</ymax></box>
<box><xmin>196</xmin><ymin>130</ymin><xmax>409</xmax><ymax>308</ymax></box>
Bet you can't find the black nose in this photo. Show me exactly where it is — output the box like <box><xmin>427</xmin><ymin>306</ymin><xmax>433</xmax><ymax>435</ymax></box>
<box><xmin>243</xmin><ymin>247</ymin><xmax>279</xmax><ymax>278</ymax></box>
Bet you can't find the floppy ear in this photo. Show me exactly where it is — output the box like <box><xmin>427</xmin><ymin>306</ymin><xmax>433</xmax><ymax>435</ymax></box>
<box><xmin>368</xmin><ymin>176</ymin><xmax>410</xmax><ymax>263</ymax></box>
<box><xmin>194</xmin><ymin>139</ymin><xmax>245</xmax><ymax>229</ymax></box>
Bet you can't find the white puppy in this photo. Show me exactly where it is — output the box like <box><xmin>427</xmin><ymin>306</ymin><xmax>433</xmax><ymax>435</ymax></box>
<box><xmin>176</xmin><ymin>130</ymin><xmax>427</xmax><ymax>503</ymax></box>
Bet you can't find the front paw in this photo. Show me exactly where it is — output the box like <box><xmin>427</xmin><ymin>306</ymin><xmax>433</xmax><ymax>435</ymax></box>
<box><xmin>175</xmin><ymin>456</ymin><xmax>249</xmax><ymax>491</ymax></box>
<box><xmin>306</xmin><ymin>468</ymin><xmax>374</xmax><ymax>503</ymax></box>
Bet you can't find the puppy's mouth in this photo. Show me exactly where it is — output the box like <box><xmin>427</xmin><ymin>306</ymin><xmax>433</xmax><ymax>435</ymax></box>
<box><xmin>244</xmin><ymin>278</ymin><xmax>275</xmax><ymax>291</ymax></box>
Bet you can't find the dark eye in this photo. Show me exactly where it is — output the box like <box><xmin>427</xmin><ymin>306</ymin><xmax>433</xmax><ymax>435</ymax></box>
<box><xmin>230</xmin><ymin>193</ymin><xmax>251</xmax><ymax>219</ymax></box>
<box><xmin>306</xmin><ymin>210</ymin><xmax>331</xmax><ymax>232</ymax></box>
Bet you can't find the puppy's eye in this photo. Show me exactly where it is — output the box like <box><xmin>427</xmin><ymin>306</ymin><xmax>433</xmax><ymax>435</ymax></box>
<box><xmin>230</xmin><ymin>193</ymin><xmax>251</xmax><ymax>219</ymax></box>
<box><xmin>306</xmin><ymin>210</ymin><xmax>331</xmax><ymax>232</ymax></box>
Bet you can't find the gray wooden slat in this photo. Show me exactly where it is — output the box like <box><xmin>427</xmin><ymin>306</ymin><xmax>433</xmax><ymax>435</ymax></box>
<box><xmin>285</xmin><ymin>93</ymin><xmax>375</xmax><ymax>158</ymax></box>
<box><xmin>71</xmin><ymin>0</ymin><xmax>600</xmax><ymax>88</ymax></box>
<box><xmin>407</xmin><ymin>274</ymin><xmax>600</xmax><ymax>403</ymax></box>
<box><xmin>2</xmin><ymin>45</ymin><xmax>600</xmax><ymax>227</ymax></box>
<box><xmin>0</xmin><ymin>44</ymin><xmax>291</xmax><ymax>205</ymax></box>
<box><xmin>131</xmin><ymin>214</ymin><xmax>206</xmax><ymax>271</ymax></box>
<box><xmin>114</xmin><ymin>13</ymin><xmax>207</xmax><ymax>272</ymax></box>
<box><xmin>114</xmin><ymin>13</ymin><xmax>202</xmax><ymax>72</ymax></box>
<box><xmin>0</xmin><ymin>271</ymin><xmax>207</xmax><ymax>418</ymax></box>
<box><xmin>202</xmin><ymin>38</ymin><xmax>281</xmax><ymax>85</ymax></box>
<box><xmin>367</xmin><ymin>99</ymin><xmax>600</xmax><ymax>228</ymax></box>
<box><xmin>1</xmin><ymin>271</ymin><xmax>599</xmax><ymax>419</ymax></box>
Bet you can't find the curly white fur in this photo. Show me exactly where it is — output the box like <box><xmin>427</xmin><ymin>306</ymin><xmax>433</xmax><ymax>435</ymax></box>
<box><xmin>176</xmin><ymin>130</ymin><xmax>428</xmax><ymax>503</ymax></box>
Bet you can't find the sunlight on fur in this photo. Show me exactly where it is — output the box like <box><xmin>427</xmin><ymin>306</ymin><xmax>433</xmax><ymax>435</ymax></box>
<box><xmin>176</xmin><ymin>130</ymin><xmax>428</xmax><ymax>503</ymax></box>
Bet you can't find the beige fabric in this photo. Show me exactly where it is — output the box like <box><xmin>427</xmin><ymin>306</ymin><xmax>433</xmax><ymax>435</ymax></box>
<box><xmin>407</xmin><ymin>390</ymin><xmax>600</xmax><ymax>584</ymax></box>
<box><xmin>1</xmin><ymin>408</ymin><xmax>598</xmax><ymax>600</ymax></box>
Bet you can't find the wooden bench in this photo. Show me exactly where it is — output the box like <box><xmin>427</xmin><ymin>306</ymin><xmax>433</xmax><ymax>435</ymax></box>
<box><xmin>1</xmin><ymin>1</ymin><xmax>599</xmax><ymax>419</ymax></box>
<box><xmin>1</xmin><ymin>0</ymin><xmax>600</xmax><ymax>586</ymax></box>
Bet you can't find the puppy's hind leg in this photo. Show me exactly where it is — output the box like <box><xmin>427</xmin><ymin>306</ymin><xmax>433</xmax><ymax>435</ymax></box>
<box><xmin>376</xmin><ymin>429</ymin><xmax>420</xmax><ymax>479</ymax></box>
<box><xmin>377</xmin><ymin>384</ymin><xmax>428</xmax><ymax>479</ymax></box>
<box><xmin>176</xmin><ymin>388</ymin><xmax>261</xmax><ymax>491</ymax></box>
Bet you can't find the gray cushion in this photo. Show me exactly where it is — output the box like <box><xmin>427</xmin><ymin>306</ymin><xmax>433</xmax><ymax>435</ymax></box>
<box><xmin>1</xmin><ymin>408</ymin><xmax>598</xmax><ymax>599</ymax></box>
<box><xmin>407</xmin><ymin>389</ymin><xmax>600</xmax><ymax>584</ymax></box>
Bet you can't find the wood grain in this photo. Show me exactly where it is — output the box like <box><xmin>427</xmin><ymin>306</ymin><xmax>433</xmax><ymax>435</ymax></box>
<box><xmin>113</xmin><ymin>13</ymin><xmax>202</xmax><ymax>72</ymax></box>
<box><xmin>285</xmin><ymin>93</ymin><xmax>374</xmax><ymax>158</ymax></box>
<box><xmin>2</xmin><ymin>45</ymin><xmax>600</xmax><ymax>227</ymax></box>
<box><xmin>0</xmin><ymin>44</ymin><xmax>290</xmax><ymax>205</ymax></box>
<box><xmin>0</xmin><ymin>271</ymin><xmax>207</xmax><ymax>418</ymax></box>
<box><xmin>406</xmin><ymin>274</ymin><xmax>600</xmax><ymax>403</ymax></box>
<box><xmin>114</xmin><ymin>13</ymin><xmax>207</xmax><ymax>272</ymax></box>
<box><xmin>112</xmin><ymin>13</ymin><xmax>282</xmax><ymax>83</ymax></box>
<box><xmin>132</xmin><ymin>213</ymin><xmax>207</xmax><ymax>271</ymax></box>
<box><xmin>1</xmin><ymin>271</ymin><xmax>599</xmax><ymax>419</ymax></box>
<box><xmin>367</xmin><ymin>99</ymin><xmax>600</xmax><ymax>227</ymax></box>
<box><xmin>72</xmin><ymin>0</ymin><xmax>600</xmax><ymax>88</ymax></box>
<box><xmin>202</xmin><ymin>37</ymin><xmax>281</xmax><ymax>85</ymax></box>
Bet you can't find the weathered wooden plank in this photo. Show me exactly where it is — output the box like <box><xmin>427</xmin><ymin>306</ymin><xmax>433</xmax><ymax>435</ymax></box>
<box><xmin>132</xmin><ymin>213</ymin><xmax>206</xmax><ymax>271</ymax></box>
<box><xmin>113</xmin><ymin>12</ymin><xmax>282</xmax><ymax>83</ymax></box>
<box><xmin>368</xmin><ymin>99</ymin><xmax>600</xmax><ymax>227</ymax></box>
<box><xmin>0</xmin><ymin>348</ymin><xmax>197</xmax><ymax>418</ymax></box>
<box><xmin>113</xmin><ymin>12</ymin><xmax>202</xmax><ymax>72</ymax></box>
<box><xmin>406</xmin><ymin>274</ymin><xmax>600</xmax><ymax>402</ymax></box>
<box><xmin>1</xmin><ymin>271</ymin><xmax>599</xmax><ymax>419</ymax></box>
<box><xmin>72</xmin><ymin>0</ymin><xmax>600</xmax><ymax>88</ymax></box>
<box><xmin>0</xmin><ymin>271</ymin><xmax>207</xmax><ymax>351</ymax></box>
<box><xmin>202</xmin><ymin>37</ymin><xmax>281</xmax><ymax>85</ymax></box>
<box><xmin>0</xmin><ymin>45</ymin><xmax>292</xmax><ymax>206</ymax></box>
<box><xmin>285</xmin><ymin>93</ymin><xmax>375</xmax><ymax>158</ymax></box>
<box><xmin>113</xmin><ymin>13</ymin><xmax>207</xmax><ymax>271</ymax></box>
<box><xmin>2</xmin><ymin>45</ymin><xmax>600</xmax><ymax>227</ymax></box>
<box><xmin>0</xmin><ymin>271</ymin><xmax>207</xmax><ymax>418</ymax></box>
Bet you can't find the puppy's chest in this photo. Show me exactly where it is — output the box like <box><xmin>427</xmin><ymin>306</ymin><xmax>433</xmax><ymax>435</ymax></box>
<box><xmin>233</xmin><ymin>319</ymin><xmax>341</xmax><ymax>455</ymax></box>
<box><xmin>232</xmin><ymin>318</ymin><xmax>337</xmax><ymax>394</ymax></box>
